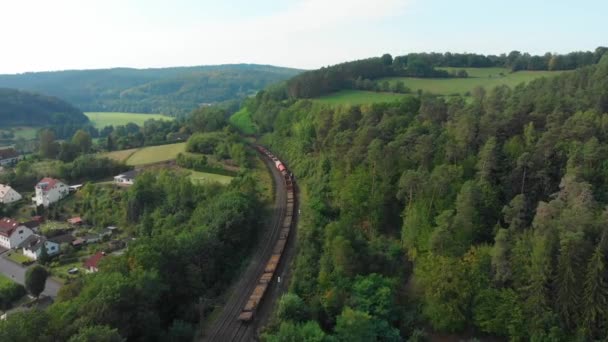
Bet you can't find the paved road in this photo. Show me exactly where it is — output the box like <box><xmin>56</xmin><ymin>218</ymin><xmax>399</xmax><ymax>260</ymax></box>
<box><xmin>0</xmin><ymin>252</ymin><xmax>62</xmax><ymax>297</ymax></box>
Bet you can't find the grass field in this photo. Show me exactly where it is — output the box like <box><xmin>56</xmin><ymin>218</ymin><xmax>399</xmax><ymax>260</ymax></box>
<box><xmin>103</xmin><ymin>148</ymin><xmax>139</xmax><ymax>162</ymax></box>
<box><xmin>126</xmin><ymin>142</ymin><xmax>186</xmax><ymax>166</ymax></box>
<box><xmin>229</xmin><ymin>107</ymin><xmax>257</xmax><ymax>134</ymax></box>
<box><xmin>85</xmin><ymin>112</ymin><xmax>173</xmax><ymax>128</ymax></box>
<box><xmin>314</xmin><ymin>90</ymin><xmax>410</xmax><ymax>106</ymax></box>
<box><xmin>381</xmin><ymin>68</ymin><xmax>565</xmax><ymax>96</ymax></box>
<box><xmin>188</xmin><ymin>170</ymin><xmax>233</xmax><ymax>185</ymax></box>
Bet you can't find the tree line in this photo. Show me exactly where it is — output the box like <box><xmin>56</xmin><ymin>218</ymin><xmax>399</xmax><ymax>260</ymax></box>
<box><xmin>285</xmin><ymin>47</ymin><xmax>608</xmax><ymax>98</ymax></box>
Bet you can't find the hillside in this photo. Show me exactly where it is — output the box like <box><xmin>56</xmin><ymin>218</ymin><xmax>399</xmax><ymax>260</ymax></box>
<box><xmin>0</xmin><ymin>88</ymin><xmax>88</xmax><ymax>126</ymax></box>
<box><xmin>0</xmin><ymin>64</ymin><xmax>302</xmax><ymax>116</ymax></box>
<box><xmin>251</xmin><ymin>55</ymin><xmax>608</xmax><ymax>340</ymax></box>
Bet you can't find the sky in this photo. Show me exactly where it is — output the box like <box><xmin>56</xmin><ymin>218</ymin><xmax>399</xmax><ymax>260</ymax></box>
<box><xmin>0</xmin><ymin>0</ymin><xmax>606</xmax><ymax>74</ymax></box>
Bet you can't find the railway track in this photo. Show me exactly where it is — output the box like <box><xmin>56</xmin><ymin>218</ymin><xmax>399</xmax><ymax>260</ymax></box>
<box><xmin>202</xmin><ymin>147</ymin><xmax>291</xmax><ymax>341</ymax></box>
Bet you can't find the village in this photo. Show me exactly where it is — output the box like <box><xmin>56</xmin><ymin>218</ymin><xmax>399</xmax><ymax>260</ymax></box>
<box><xmin>0</xmin><ymin>147</ymin><xmax>137</xmax><ymax>318</ymax></box>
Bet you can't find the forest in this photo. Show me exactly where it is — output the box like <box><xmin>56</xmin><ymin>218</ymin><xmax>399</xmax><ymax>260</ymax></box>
<box><xmin>0</xmin><ymin>64</ymin><xmax>301</xmax><ymax>116</ymax></box>
<box><xmin>286</xmin><ymin>47</ymin><xmax>608</xmax><ymax>98</ymax></box>
<box><xmin>241</xmin><ymin>54</ymin><xmax>608</xmax><ymax>340</ymax></box>
<box><xmin>0</xmin><ymin>88</ymin><xmax>88</xmax><ymax>126</ymax></box>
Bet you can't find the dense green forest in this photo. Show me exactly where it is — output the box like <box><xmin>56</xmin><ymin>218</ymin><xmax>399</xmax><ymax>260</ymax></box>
<box><xmin>0</xmin><ymin>88</ymin><xmax>88</xmax><ymax>126</ymax></box>
<box><xmin>0</xmin><ymin>64</ymin><xmax>301</xmax><ymax>116</ymax></box>
<box><xmin>286</xmin><ymin>47</ymin><xmax>608</xmax><ymax>98</ymax></box>
<box><xmin>242</xmin><ymin>54</ymin><xmax>608</xmax><ymax>340</ymax></box>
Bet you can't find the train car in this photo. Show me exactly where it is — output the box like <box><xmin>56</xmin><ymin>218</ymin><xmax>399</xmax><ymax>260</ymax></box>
<box><xmin>239</xmin><ymin>146</ymin><xmax>297</xmax><ymax>324</ymax></box>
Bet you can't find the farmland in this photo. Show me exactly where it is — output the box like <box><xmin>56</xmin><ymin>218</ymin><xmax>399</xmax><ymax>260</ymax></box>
<box><xmin>314</xmin><ymin>90</ymin><xmax>410</xmax><ymax>106</ymax></box>
<box><xmin>102</xmin><ymin>142</ymin><xmax>186</xmax><ymax>166</ymax></box>
<box><xmin>84</xmin><ymin>112</ymin><xmax>173</xmax><ymax>129</ymax></box>
<box><xmin>381</xmin><ymin>67</ymin><xmax>565</xmax><ymax>96</ymax></box>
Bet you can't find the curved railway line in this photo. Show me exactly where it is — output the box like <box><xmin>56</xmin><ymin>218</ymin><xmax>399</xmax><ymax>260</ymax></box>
<box><xmin>202</xmin><ymin>146</ymin><xmax>297</xmax><ymax>341</ymax></box>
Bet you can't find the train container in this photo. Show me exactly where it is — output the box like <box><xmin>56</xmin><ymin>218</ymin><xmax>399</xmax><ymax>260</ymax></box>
<box><xmin>283</xmin><ymin>216</ymin><xmax>292</xmax><ymax>228</ymax></box>
<box><xmin>265</xmin><ymin>254</ymin><xmax>281</xmax><ymax>273</ymax></box>
<box><xmin>278</xmin><ymin>164</ymin><xmax>286</xmax><ymax>172</ymax></box>
<box><xmin>280</xmin><ymin>228</ymin><xmax>290</xmax><ymax>239</ymax></box>
<box><xmin>251</xmin><ymin>283</ymin><xmax>268</xmax><ymax>301</ymax></box>
<box><xmin>244</xmin><ymin>298</ymin><xmax>258</xmax><ymax>312</ymax></box>
<box><xmin>260</xmin><ymin>272</ymin><xmax>274</xmax><ymax>284</ymax></box>
<box><xmin>238</xmin><ymin>311</ymin><xmax>253</xmax><ymax>322</ymax></box>
<box><xmin>273</xmin><ymin>239</ymin><xmax>287</xmax><ymax>254</ymax></box>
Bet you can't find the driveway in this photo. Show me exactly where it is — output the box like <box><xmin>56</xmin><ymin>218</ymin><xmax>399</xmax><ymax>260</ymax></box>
<box><xmin>0</xmin><ymin>252</ymin><xmax>61</xmax><ymax>298</ymax></box>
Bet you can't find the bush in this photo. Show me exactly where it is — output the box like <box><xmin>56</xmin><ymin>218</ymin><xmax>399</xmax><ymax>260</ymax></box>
<box><xmin>0</xmin><ymin>279</ymin><xmax>26</xmax><ymax>310</ymax></box>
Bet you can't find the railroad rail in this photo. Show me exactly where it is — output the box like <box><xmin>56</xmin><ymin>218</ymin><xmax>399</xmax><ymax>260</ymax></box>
<box><xmin>202</xmin><ymin>145</ymin><xmax>296</xmax><ymax>341</ymax></box>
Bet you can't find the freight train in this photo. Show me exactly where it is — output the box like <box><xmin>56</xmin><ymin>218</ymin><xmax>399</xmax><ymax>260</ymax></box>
<box><xmin>238</xmin><ymin>146</ymin><xmax>295</xmax><ymax>322</ymax></box>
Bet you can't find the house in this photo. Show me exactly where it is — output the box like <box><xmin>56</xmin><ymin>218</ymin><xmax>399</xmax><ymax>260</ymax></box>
<box><xmin>33</xmin><ymin>178</ymin><xmax>68</xmax><ymax>207</ymax></box>
<box><xmin>0</xmin><ymin>184</ymin><xmax>22</xmax><ymax>204</ymax></box>
<box><xmin>83</xmin><ymin>251</ymin><xmax>105</xmax><ymax>273</ymax></box>
<box><xmin>21</xmin><ymin>234</ymin><xmax>59</xmax><ymax>260</ymax></box>
<box><xmin>0</xmin><ymin>148</ymin><xmax>22</xmax><ymax>167</ymax></box>
<box><xmin>113</xmin><ymin>170</ymin><xmax>140</xmax><ymax>186</ymax></box>
<box><xmin>67</xmin><ymin>217</ymin><xmax>83</xmax><ymax>225</ymax></box>
<box><xmin>0</xmin><ymin>218</ymin><xmax>34</xmax><ymax>249</ymax></box>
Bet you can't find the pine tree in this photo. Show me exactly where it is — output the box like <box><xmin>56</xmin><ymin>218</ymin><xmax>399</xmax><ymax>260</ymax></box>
<box><xmin>582</xmin><ymin>243</ymin><xmax>608</xmax><ymax>338</ymax></box>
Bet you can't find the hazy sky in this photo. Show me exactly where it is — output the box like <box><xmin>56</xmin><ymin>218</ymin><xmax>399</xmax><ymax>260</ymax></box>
<box><xmin>1</xmin><ymin>0</ymin><xmax>606</xmax><ymax>74</ymax></box>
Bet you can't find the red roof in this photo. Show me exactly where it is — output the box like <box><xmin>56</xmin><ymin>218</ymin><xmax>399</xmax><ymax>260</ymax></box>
<box><xmin>67</xmin><ymin>217</ymin><xmax>83</xmax><ymax>225</ymax></box>
<box><xmin>83</xmin><ymin>252</ymin><xmax>104</xmax><ymax>269</ymax></box>
<box><xmin>36</xmin><ymin>178</ymin><xmax>60</xmax><ymax>191</ymax></box>
<box><xmin>0</xmin><ymin>218</ymin><xmax>21</xmax><ymax>237</ymax></box>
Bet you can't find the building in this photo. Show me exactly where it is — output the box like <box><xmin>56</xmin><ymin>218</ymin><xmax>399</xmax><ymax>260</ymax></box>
<box><xmin>113</xmin><ymin>170</ymin><xmax>140</xmax><ymax>186</ymax></box>
<box><xmin>67</xmin><ymin>217</ymin><xmax>83</xmax><ymax>225</ymax></box>
<box><xmin>83</xmin><ymin>251</ymin><xmax>105</xmax><ymax>273</ymax></box>
<box><xmin>21</xmin><ymin>235</ymin><xmax>60</xmax><ymax>260</ymax></box>
<box><xmin>0</xmin><ymin>148</ymin><xmax>22</xmax><ymax>167</ymax></box>
<box><xmin>33</xmin><ymin>178</ymin><xmax>68</xmax><ymax>207</ymax></box>
<box><xmin>0</xmin><ymin>184</ymin><xmax>22</xmax><ymax>204</ymax></box>
<box><xmin>0</xmin><ymin>218</ymin><xmax>34</xmax><ymax>249</ymax></box>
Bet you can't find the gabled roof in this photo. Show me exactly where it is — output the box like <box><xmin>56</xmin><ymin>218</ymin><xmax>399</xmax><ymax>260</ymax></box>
<box><xmin>20</xmin><ymin>234</ymin><xmax>45</xmax><ymax>251</ymax></box>
<box><xmin>0</xmin><ymin>218</ymin><xmax>22</xmax><ymax>237</ymax></box>
<box><xmin>83</xmin><ymin>251</ymin><xmax>104</xmax><ymax>269</ymax></box>
<box><xmin>0</xmin><ymin>184</ymin><xmax>18</xmax><ymax>199</ymax></box>
<box><xmin>36</xmin><ymin>178</ymin><xmax>63</xmax><ymax>191</ymax></box>
<box><xmin>0</xmin><ymin>148</ymin><xmax>18</xmax><ymax>160</ymax></box>
<box><xmin>21</xmin><ymin>220</ymin><xmax>40</xmax><ymax>229</ymax></box>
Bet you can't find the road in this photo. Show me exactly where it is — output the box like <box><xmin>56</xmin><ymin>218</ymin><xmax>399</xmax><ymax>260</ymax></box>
<box><xmin>0</xmin><ymin>253</ymin><xmax>61</xmax><ymax>297</ymax></box>
<box><xmin>201</xmin><ymin>149</ymin><xmax>293</xmax><ymax>341</ymax></box>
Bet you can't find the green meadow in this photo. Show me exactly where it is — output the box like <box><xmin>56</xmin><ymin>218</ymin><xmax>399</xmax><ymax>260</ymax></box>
<box><xmin>381</xmin><ymin>67</ymin><xmax>565</xmax><ymax>96</ymax></box>
<box><xmin>85</xmin><ymin>112</ymin><xmax>173</xmax><ymax>128</ymax></box>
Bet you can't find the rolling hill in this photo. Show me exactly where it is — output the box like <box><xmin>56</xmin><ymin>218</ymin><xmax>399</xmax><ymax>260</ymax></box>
<box><xmin>0</xmin><ymin>64</ymin><xmax>302</xmax><ymax>116</ymax></box>
<box><xmin>0</xmin><ymin>88</ymin><xmax>87</xmax><ymax>126</ymax></box>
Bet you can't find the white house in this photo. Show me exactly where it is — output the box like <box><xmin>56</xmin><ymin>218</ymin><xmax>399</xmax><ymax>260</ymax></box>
<box><xmin>0</xmin><ymin>184</ymin><xmax>22</xmax><ymax>204</ymax></box>
<box><xmin>33</xmin><ymin>178</ymin><xmax>68</xmax><ymax>207</ymax></box>
<box><xmin>0</xmin><ymin>148</ymin><xmax>22</xmax><ymax>167</ymax></box>
<box><xmin>113</xmin><ymin>170</ymin><xmax>140</xmax><ymax>186</ymax></box>
<box><xmin>21</xmin><ymin>234</ymin><xmax>59</xmax><ymax>260</ymax></box>
<box><xmin>0</xmin><ymin>218</ymin><xmax>34</xmax><ymax>249</ymax></box>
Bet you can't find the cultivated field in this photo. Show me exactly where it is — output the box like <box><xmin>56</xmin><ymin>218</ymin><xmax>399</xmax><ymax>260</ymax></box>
<box><xmin>381</xmin><ymin>67</ymin><xmax>565</xmax><ymax>96</ymax></box>
<box><xmin>126</xmin><ymin>143</ymin><xmax>186</xmax><ymax>166</ymax></box>
<box><xmin>85</xmin><ymin>112</ymin><xmax>173</xmax><ymax>128</ymax></box>
<box><xmin>314</xmin><ymin>90</ymin><xmax>410</xmax><ymax>105</ymax></box>
<box><xmin>229</xmin><ymin>108</ymin><xmax>257</xmax><ymax>134</ymax></box>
